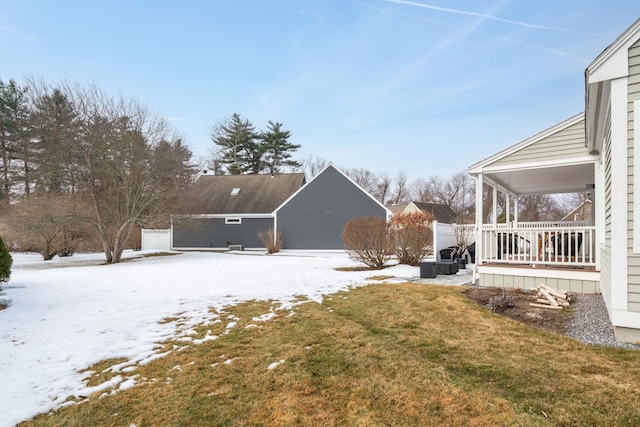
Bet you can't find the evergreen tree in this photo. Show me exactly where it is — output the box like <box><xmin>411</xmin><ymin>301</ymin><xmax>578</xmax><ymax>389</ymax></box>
<box><xmin>30</xmin><ymin>88</ymin><xmax>82</xmax><ymax>194</ymax></box>
<box><xmin>0</xmin><ymin>235</ymin><xmax>12</xmax><ymax>284</ymax></box>
<box><xmin>211</xmin><ymin>113</ymin><xmax>262</xmax><ymax>175</ymax></box>
<box><xmin>0</xmin><ymin>79</ymin><xmax>29</xmax><ymax>203</ymax></box>
<box><xmin>260</xmin><ymin>121</ymin><xmax>301</xmax><ymax>174</ymax></box>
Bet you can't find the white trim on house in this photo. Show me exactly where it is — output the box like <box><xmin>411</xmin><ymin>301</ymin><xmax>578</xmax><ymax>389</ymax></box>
<box><xmin>468</xmin><ymin>113</ymin><xmax>585</xmax><ymax>173</ymax></box>
<box><xmin>171</xmin><ymin>246</ymin><xmax>265</xmax><ymax>251</ymax></box>
<box><xmin>610</xmin><ymin>309</ymin><xmax>640</xmax><ymax>330</ymax></box>
<box><xmin>479</xmin><ymin>156</ymin><xmax>598</xmax><ymax>174</ymax></box>
<box><xmin>172</xmin><ymin>213</ymin><xmax>273</xmax><ymax>219</ymax></box>
<box><xmin>610</xmin><ymin>77</ymin><xmax>629</xmax><ymax>313</ymax></box>
<box><xmin>587</xmin><ymin>19</ymin><xmax>640</xmax><ymax>83</ymax></box>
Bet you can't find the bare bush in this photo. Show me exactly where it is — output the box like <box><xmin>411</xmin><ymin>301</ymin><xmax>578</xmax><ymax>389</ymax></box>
<box><xmin>258</xmin><ymin>228</ymin><xmax>282</xmax><ymax>254</ymax></box>
<box><xmin>488</xmin><ymin>290</ymin><xmax>516</xmax><ymax>313</ymax></box>
<box><xmin>342</xmin><ymin>216</ymin><xmax>393</xmax><ymax>269</ymax></box>
<box><xmin>390</xmin><ymin>212</ymin><xmax>434</xmax><ymax>266</ymax></box>
<box><xmin>2</xmin><ymin>194</ymin><xmax>91</xmax><ymax>260</ymax></box>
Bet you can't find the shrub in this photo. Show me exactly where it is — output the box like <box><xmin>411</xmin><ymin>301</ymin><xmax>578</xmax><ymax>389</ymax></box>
<box><xmin>0</xmin><ymin>235</ymin><xmax>12</xmax><ymax>284</ymax></box>
<box><xmin>2</xmin><ymin>194</ymin><xmax>91</xmax><ymax>260</ymax></box>
<box><xmin>257</xmin><ymin>228</ymin><xmax>282</xmax><ymax>254</ymax></box>
<box><xmin>342</xmin><ymin>216</ymin><xmax>393</xmax><ymax>269</ymax></box>
<box><xmin>390</xmin><ymin>212</ymin><xmax>434</xmax><ymax>266</ymax></box>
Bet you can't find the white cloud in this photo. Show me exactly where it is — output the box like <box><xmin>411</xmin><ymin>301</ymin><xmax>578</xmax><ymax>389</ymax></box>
<box><xmin>385</xmin><ymin>0</ymin><xmax>602</xmax><ymax>36</ymax></box>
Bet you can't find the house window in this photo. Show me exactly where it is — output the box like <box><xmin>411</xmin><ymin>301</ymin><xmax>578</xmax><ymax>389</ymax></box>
<box><xmin>225</xmin><ymin>217</ymin><xmax>241</xmax><ymax>225</ymax></box>
<box><xmin>230</xmin><ymin>188</ymin><xmax>241</xmax><ymax>196</ymax></box>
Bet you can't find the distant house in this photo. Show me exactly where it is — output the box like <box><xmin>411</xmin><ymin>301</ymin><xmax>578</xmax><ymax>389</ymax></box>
<box><xmin>274</xmin><ymin>164</ymin><xmax>391</xmax><ymax>249</ymax></box>
<box><xmin>172</xmin><ymin>172</ymin><xmax>306</xmax><ymax>250</ymax></box>
<box><xmin>561</xmin><ymin>199</ymin><xmax>592</xmax><ymax>223</ymax></box>
<box><xmin>171</xmin><ymin>163</ymin><xmax>390</xmax><ymax>251</ymax></box>
<box><xmin>388</xmin><ymin>201</ymin><xmax>458</xmax><ymax>224</ymax></box>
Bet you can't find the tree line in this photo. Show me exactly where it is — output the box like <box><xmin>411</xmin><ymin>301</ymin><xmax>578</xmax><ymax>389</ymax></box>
<box><xmin>0</xmin><ymin>77</ymin><xmax>582</xmax><ymax>263</ymax></box>
<box><xmin>0</xmin><ymin>78</ymin><xmax>196</xmax><ymax>263</ymax></box>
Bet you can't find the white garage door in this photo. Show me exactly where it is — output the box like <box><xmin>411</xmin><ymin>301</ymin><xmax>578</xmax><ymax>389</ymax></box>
<box><xmin>141</xmin><ymin>229</ymin><xmax>171</xmax><ymax>251</ymax></box>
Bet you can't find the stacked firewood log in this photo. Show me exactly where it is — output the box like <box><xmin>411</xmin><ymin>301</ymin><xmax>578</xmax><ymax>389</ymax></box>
<box><xmin>529</xmin><ymin>284</ymin><xmax>571</xmax><ymax>310</ymax></box>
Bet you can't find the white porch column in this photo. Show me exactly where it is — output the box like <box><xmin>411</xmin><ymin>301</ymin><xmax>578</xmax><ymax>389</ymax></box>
<box><xmin>475</xmin><ymin>173</ymin><xmax>483</xmax><ymax>269</ymax></box>
<box><xmin>514</xmin><ymin>194</ymin><xmax>519</xmax><ymax>225</ymax></box>
<box><xmin>506</xmin><ymin>192</ymin><xmax>511</xmax><ymax>224</ymax></box>
<box><xmin>492</xmin><ymin>185</ymin><xmax>498</xmax><ymax>226</ymax></box>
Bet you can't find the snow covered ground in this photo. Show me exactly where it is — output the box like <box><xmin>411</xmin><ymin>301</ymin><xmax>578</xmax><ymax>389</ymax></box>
<box><xmin>0</xmin><ymin>250</ymin><xmax>472</xmax><ymax>426</ymax></box>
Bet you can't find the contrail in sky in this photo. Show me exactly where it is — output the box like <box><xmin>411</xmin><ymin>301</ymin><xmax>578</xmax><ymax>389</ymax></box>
<box><xmin>386</xmin><ymin>0</ymin><xmax>602</xmax><ymax>36</ymax></box>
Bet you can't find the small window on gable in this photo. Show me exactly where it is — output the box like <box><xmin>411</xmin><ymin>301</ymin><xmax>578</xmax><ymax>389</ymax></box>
<box><xmin>230</xmin><ymin>187</ymin><xmax>241</xmax><ymax>196</ymax></box>
<box><xmin>225</xmin><ymin>217</ymin><xmax>241</xmax><ymax>225</ymax></box>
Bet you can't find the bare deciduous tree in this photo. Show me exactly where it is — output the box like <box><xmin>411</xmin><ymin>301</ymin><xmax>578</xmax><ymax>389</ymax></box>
<box><xmin>62</xmin><ymin>82</ymin><xmax>196</xmax><ymax>263</ymax></box>
<box><xmin>410</xmin><ymin>172</ymin><xmax>474</xmax><ymax>220</ymax></box>
<box><xmin>346</xmin><ymin>167</ymin><xmax>378</xmax><ymax>195</ymax></box>
<box><xmin>374</xmin><ymin>172</ymin><xmax>392</xmax><ymax>204</ymax></box>
<box><xmin>301</xmin><ymin>155</ymin><xmax>327</xmax><ymax>179</ymax></box>
<box><xmin>390</xmin><ymin>171</ymin><xmax>409</xmax><ymax>205</ymax></box>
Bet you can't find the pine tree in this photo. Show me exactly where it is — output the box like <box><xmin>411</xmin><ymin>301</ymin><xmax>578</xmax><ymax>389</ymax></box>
<box><xmin>30</xmin><ymin>88</ymin><xmax>82</xmax><ymax>194</ymax></box>
<box><xmin>260</xmin><ymin>121</ymin><xmax>301</xmax><ymax>174</ymax></box>
<box><xmin>211</xmin><ymin>113</ymin><xmax>262</xmax><ymax>175</ymax></box>
<box><xmin>0</xmin><ymin>235</ymin><xmax>12</xmax><ymax>284</ymax></box>
<box><xmin>0</xmin><ymin>79</ymin><xmax>29</xmax><ymax>202</ymax></box>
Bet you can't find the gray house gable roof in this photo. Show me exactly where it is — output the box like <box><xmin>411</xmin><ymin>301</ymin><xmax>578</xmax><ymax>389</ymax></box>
<box><xmin>178</xmin><ymin>173</ymin><xmax>306</xmax><ymax>215</ymax></box>
<box><xmin>273</xmin><ymin>163</ymin><xmax>392</xmax><ymax>217</ymax></box>
<box><xmin>412</xmin><ymin>202</ymin><xmax>458</xmax><ymax>223</ymax></box>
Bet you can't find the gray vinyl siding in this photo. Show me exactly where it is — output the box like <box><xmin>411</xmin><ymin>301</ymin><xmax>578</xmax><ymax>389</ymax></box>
<box><xmin>601</xmin><ymin>105</ymin><xmax>613</xmax><ymax>302</ymax></box>
<box><xmin>479</xmin><ymin>273</ymin><xmax>599</xmax><ymax>293</ymax></box>
<box><xmin>492</xmin><ymin>120</ymin><xmax>587</xmax><ymax>167</ymax></box>
<box><xmin>277</xmin><ymin>166</ymin><xmax>387</xmax><ymax>250</ymax></box>
<box><xmin>628</xmin><ymin>39</ymin><xmax>640</xmax><ymax>311</ymax></box>
<box><xmin>172</xmin><ymin>217</ymin><xmax>273</xmax><ymax>249</ymax></box>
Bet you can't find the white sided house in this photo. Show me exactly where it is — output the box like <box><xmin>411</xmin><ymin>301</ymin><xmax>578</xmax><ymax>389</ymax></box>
<box><xmin>468</xmin><ymin>18</ymin><xmax>640</xmax><ymax>342</ymax></box>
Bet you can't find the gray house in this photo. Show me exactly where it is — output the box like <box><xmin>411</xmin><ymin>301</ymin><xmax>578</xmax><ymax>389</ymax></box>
<box><xmin>172</xmin><ymin>172</ymin><xmax>306</xmax><ymax>250</ymax></box>
<box><xmin>275</xmin><ymin>164</ymin><xmax>391</xmax><ymax>249</ymax></box>
<box><xmin>171</xmin><ymin>163</ymin><xmax>390</xmax><ymax>251</ymax></box>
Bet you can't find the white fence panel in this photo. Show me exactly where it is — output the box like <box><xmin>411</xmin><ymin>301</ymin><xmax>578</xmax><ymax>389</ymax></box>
<box><xmin>433</xmin><ymin>222</ymin><xmax>457</xmax><ymax>260</ymax></box>
<box><xmin>141</xmin><ymin>229</ymin><xmax>171</xmax><ymax>251</ymax></box>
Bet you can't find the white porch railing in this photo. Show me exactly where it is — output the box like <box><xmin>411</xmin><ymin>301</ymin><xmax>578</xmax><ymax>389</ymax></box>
<box><xmin>480</xmin><ymin>224</ymin><xmax>596</xmax><ymax>267</ymax></box>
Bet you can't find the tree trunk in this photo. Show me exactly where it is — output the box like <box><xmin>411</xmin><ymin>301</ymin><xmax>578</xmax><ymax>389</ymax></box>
<box><xmin>112</xmin><ymin>221</ymin><xmax>134</xmax><ymax>264</ymax></box>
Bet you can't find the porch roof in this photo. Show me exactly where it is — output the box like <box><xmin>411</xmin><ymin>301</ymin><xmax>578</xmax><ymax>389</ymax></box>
<box><xmin>468</xmin><ymin>113</ymin><xmax>598</xmax><ymax>196</ymax></box>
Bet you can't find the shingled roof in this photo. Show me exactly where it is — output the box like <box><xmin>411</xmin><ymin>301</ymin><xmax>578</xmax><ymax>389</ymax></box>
<box><xmin>177</xmin><ymin>173</ymin><xmax>306</xmax><ymax>215</ymax></box>
<box><xmin>412</xmin><ymin>202</ymin><xmax>458</xmax><ymax>223</ymax></box>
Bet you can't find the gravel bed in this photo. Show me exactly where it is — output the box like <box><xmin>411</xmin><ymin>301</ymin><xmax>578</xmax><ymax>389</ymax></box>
<box><xmin>567</xmin><ymin>293</ymin><xmax>640</xmax><ymax>350</ymax></box>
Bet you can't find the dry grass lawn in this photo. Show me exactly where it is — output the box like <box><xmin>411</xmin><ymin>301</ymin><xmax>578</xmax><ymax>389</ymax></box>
<box><xmin>21</xmin><ymin>283</ymin><xmax>640</xmax><ymax>426</ymax></box>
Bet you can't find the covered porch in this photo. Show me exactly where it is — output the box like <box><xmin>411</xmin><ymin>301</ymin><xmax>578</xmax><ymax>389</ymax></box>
<box><xmin>468</xmin><ymin>113</ymin><xmax>601</xmax><ymax>292</ymax></box>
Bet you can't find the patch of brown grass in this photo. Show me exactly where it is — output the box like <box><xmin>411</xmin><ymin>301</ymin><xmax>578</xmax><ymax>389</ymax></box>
<box><xmin>334</xmin><ymin>266</ymin><xmax>377</xmax><ymax>272</ymax></box>
<box><xmin>140</xmin><ymin>252</ymin><xmax>181</xmax><ymax>258</ymax></box>
<box><xmin>366</xmin><ymin>275</ymin><xmax>395</xmax><ymax>281</ymax></box>
<box><xmin>20</xmin><ymin>285</ymin><xmax>640</xmax><ymax>426</ymax></box>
